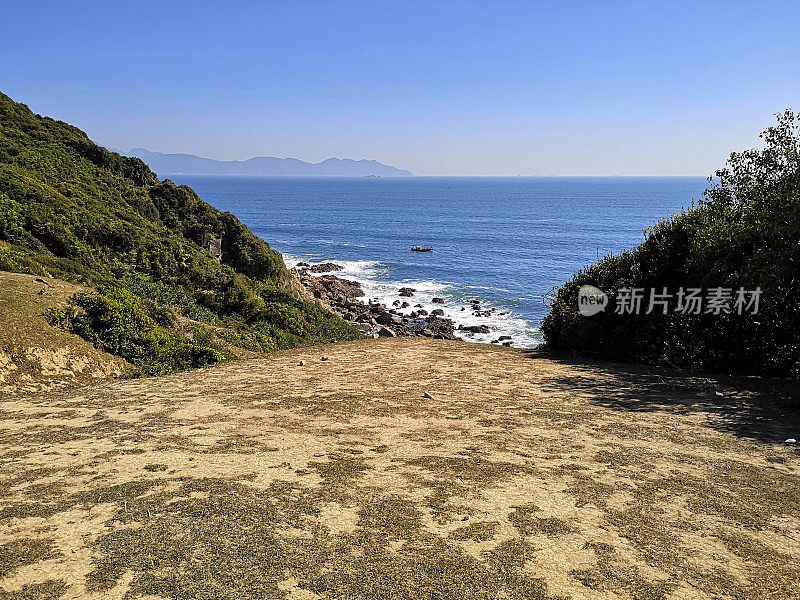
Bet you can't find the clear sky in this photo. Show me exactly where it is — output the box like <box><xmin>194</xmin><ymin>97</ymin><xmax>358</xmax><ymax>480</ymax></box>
<box><xmin>2</xmin><ymin>1</ymin><xmax>798</xmax><ymax>176</ymax></box>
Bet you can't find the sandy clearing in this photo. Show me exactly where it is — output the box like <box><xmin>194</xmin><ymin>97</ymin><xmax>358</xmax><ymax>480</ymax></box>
<box><xmin>0</xmin><ymin>337</ymin><xmax>798</xmax><ymax>599</ymax></box>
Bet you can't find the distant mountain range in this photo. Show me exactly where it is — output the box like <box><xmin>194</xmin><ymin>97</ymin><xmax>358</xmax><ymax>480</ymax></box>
<box><xmin>115</xmin><ymin>148</ymin><xmax>414</xmax><ymax>177</ymax></box>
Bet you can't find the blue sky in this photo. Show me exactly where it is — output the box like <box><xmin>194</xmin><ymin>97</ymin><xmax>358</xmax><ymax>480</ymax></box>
<box><xmin>2</xmin><ymin>1</ymin><xmax>798</xmax><ymax>175</ymax></box>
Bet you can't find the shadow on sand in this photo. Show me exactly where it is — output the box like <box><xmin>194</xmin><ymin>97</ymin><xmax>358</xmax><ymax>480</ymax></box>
<box><xmin>527</xmin><ymin>351</ymin><xmax>800</xmax><ymax>444</ymax></box>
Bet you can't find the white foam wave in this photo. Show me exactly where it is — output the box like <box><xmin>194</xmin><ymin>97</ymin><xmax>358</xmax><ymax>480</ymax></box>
<box><xmin>284</xmin><ymin>254</ymin><xmax>542</xmax><ymax>349</ymax></box>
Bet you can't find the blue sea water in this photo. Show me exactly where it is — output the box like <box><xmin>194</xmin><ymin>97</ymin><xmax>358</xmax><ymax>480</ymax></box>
<box><xmin>171</xmin><ymin>176</ymin><xmax>707</xmax><ymax>347</ymax></box>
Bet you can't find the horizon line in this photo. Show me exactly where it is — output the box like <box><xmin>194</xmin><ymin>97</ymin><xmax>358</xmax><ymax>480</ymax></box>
<box><xmin>156</xmin><ymin>173</ymin><xmax>711</xmax><ymax>178</ymax></box>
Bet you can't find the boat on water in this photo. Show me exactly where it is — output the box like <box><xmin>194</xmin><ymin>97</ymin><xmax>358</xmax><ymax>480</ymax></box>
<box><xmin>411</xmin><ymin>245</ymin><xmax>432</xmax><ymax>252</ymax></box>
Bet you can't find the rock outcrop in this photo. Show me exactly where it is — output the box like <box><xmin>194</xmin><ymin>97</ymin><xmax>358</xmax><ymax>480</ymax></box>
<box><xmin>292</xmin><ymin>266</ymin><xmax>456</xmax><ymax>340</ymax></box>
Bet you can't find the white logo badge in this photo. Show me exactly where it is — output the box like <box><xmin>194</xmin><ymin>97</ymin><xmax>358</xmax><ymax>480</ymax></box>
<box><xmin>578</xmin><ymin>285</ymin><xmax>608</xmax><ymax>317</ymax></box>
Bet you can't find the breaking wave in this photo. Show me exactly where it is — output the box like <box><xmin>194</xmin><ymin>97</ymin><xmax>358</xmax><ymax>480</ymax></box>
<box><xmin>284</xmin><ymin>255</ymin><xmax>542</xmax><ymax>349</ymax></box>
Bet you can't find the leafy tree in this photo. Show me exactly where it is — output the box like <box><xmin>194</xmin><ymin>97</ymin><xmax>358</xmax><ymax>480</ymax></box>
<box><xmin>542</xmin><ymin>110</ymin><xmax>800</xmax><ymax>377</ymax></box>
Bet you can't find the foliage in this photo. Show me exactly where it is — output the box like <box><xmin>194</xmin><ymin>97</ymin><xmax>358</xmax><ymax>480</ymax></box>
<box><xmin>48</xmin><ymin>286</ymin><xmax>230</xmax><ymax>376</ymax></box>
<box><xmin>542</xmin><ymin>110</ymin><xmax>800</xmax><ymax>378</ymax></box>
<box><xmin>218</xmin><ymin>322</ymin><xmax>278</xmax><ymax>353</ymax></box>
<box><xmin>0</xmin><ymin>91</ymin><xmax>360</xmax><ymax>374</ymax></box>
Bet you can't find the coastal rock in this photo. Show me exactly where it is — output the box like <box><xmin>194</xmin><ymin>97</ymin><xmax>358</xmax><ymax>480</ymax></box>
<box><xmin>377</xmin><ymin>312</ymin><xmax>394</xmax><ymax>326</ymax></box>
<box><xmin>426</xmin><ymin>316</ymin><xmax>455</xmax><ymax>338</ymax></box>
<box><xmin>398</xmin><ymin>287</ymin><xmax>416</xmax><ymax>297</ymax></box>
<box><xmin>292</xmin><ymin>265</ymin><xmax>457</xmax><ymax>342</ymax></box>
<box><xmin>460</xmin><ymin>325</ymin><xmax>490</xmax><ymax>334</ymax></box>
<box><xmin>432</xmin><ymin>297</ymin><xmax>445</xmax><ymax>304</ymax></box>
<box><xmin>431</xmin><ymin>308</ymin><xmax>445</xmax><ymax>316</ymax></box>
<box><xmin>309</xmin><ymin>262</ymin><xmax>344</xmax><ymax>273</ymax></box>
<box><xmin>293</xmin><ymin>271</ymin><xmax>364</xmax><ymax>305</ymax></box>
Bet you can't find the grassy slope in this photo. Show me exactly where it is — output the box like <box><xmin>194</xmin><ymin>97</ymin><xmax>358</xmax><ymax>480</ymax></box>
<box><xmin>0</xmin><ymin>338</ymin><xmax>798</xmax><ymax>599</ymax></box>
<box><xmin>0</xmin><ymin>91</ymin><xmax>359</xmax><ymax>376</ymax></box>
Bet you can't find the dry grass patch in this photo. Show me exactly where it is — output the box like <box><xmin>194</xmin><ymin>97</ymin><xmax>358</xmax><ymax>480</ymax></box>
<box><xmin>0</xmin><ymin>338</ymin><xmax>798</xmax><ymax>599</ymax></box>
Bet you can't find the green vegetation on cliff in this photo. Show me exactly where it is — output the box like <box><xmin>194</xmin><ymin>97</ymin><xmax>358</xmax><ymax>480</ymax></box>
<box><xmin>542</xmin><ymin>110</ymin><xmax>799</xmax><ymax>378</ymax></box>
<box><xmin>0</xmin><ymin>91</ymin><xmax>359</xmax><ymax>374</ymax></box>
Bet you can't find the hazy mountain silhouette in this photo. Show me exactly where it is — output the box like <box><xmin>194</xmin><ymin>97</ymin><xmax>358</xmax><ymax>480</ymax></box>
<box><xmin>118</xmin><ymin>148</ymin><xmax>414</xmax><ymax>177</ymax></box>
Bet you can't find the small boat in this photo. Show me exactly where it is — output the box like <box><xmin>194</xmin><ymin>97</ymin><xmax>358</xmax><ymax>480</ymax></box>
<box><xmin>411</xmin><ymin>245</ymin><xmax>432</xmax><ymax>252</ymax></box>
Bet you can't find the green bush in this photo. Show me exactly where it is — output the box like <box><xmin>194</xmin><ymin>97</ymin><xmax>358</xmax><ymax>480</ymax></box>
<box><xmin>218</xmin><ymin>322</ymin><xmax>277</xmax><ymax>353</ymax></box>
<box><xmin>542</xmin><ymin>110</ymin><xmax>800</xmax><ymax>378</ymax></box>
<box><xmin>50</xmin><ymin>286</ymin><xmax>230</xmax><ymax>376</ymax></box>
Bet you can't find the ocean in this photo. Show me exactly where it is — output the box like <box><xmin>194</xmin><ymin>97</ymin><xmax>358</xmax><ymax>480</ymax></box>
<box><xmin>171</xmin><ymin>176</ymin><xmax>707</xmax><ymax>348</ymax></box>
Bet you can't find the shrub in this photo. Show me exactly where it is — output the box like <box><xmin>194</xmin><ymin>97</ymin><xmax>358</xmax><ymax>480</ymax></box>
<box><xmin>542</xmin><ymin>110</ymin><xmax>800</xmax><ymax>378</ymax></box>
<box><xmin>50</xmin><ymin>286</ymin><xmax>230</xmax><ymax>376</ymax></box>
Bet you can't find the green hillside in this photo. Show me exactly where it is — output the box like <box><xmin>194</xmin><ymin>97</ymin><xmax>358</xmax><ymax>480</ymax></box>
<box><xmin>0</xmin><ymin>92</ymin><xmax>359</xmax><ymax>375</ymax></box>
<box><xmin>542</xmin><ymin>110</ymin><xmax>799</xmax><ymax>378</ymax></box>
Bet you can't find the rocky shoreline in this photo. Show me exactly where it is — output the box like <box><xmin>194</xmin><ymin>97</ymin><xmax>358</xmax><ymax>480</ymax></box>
<box><xmin>292</xmin><ymin>263</ymin><xmax>514</xmax><ymax>345</ymax></box>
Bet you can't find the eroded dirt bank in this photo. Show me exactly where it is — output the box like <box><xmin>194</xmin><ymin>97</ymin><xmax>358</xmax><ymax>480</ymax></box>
<box><xmin>1</xmin><ymin>338</ymin><xmax>799</xmax><ymax>599</ymax></box>
<box><xmin>0</xmin><ymin>272</ymin><xmax>127</xmax><ymax>395</ymax></box>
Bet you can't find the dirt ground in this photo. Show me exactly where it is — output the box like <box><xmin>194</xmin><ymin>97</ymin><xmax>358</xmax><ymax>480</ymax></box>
<box><xmin>0</xmin><ymin>272</ymin><xmax>126</xmax><ymax>394</ymax></box>
<box><xmin>1</xmin><ymin>337</ymin><xmax>799</xmax><ymax>600</ymax></box>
